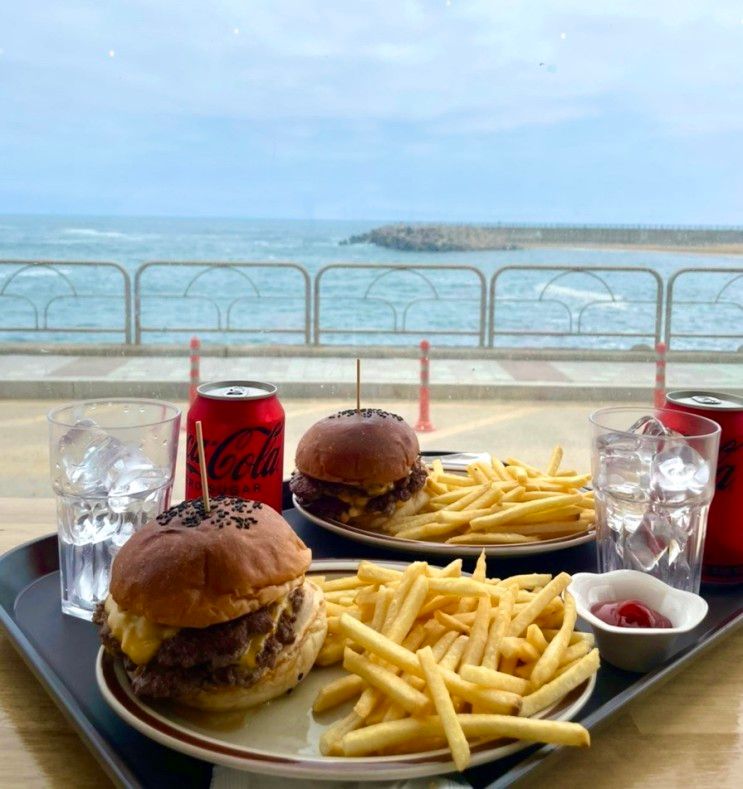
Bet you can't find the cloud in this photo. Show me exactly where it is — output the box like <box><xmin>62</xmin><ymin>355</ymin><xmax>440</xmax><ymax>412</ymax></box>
<box><xmin>1</xmin><ymin>0</ymin><xmax>741</xmax><ymax>134</ymax></box>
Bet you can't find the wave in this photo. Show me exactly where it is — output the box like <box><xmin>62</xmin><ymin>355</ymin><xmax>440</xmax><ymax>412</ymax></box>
<box><xmin>62</xmin><ymin>228</ymin><xmax>130</xmax><ymax>239</ymax></box>
<box><xmin>538</xmin><ymin>283</ymin><xmax>630</xmax><ymax>310</ymax></box>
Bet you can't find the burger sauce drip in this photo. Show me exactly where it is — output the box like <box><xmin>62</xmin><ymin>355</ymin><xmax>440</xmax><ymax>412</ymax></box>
<box><xmin>590</xmin><ymin>600</ymin><xmax>672</xmax><ymax>629</ymax></box>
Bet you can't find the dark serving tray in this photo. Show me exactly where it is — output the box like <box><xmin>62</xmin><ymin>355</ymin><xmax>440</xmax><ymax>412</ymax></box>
<box><xmin>1</xmin><ymin>481</ymin><xmax>742</xmax><ymax>789</ymax></box>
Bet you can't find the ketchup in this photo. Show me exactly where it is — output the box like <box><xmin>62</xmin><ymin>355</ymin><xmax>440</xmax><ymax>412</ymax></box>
<box><xmin>590</xmin><ymin>599</ymin><xmax>673</xmax><ymax>629</ymax></box>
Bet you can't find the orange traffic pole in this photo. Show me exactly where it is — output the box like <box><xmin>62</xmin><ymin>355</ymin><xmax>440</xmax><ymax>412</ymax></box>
<box><xmin>189</xmin><ymin>336</ymin><xmax>201</xmax><ymax>406</ymax></box>
<box><xmin>415</xmin><ymin>339</ymin><xmax>435</xmax><ymax>432</ymax></box>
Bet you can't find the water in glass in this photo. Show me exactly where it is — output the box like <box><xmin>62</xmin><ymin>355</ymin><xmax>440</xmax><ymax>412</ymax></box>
<box><xmin>595</xmin><ymin>424</ymin><xmax>712</xmax><ymax>593</ymax></box>
<box><xmin>54</xmin><ymin>419</ymin><xmax>172</xmax><ymax>618</ymax></box>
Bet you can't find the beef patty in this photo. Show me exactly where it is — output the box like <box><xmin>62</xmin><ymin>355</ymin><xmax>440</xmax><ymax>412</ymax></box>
<box><xmin>290</xmin><ymin>458</ymin><xmax>428</xmax><ymax>521</ymax></box>
<box><xmin>94</xmin><ymin>585</ymin><xmax>305</xmax><ymax>699</ymax></box>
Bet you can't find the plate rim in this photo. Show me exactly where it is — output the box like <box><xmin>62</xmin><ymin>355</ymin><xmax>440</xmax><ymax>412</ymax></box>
<box><xmin>292</xmin><ymin>495</ymin><xmax>595</xmax><ymax>558</ymax></box>
<box><xmin>96</xmin><ymin>559</ymin><xmax>597</xmax><ymax>780</ymax></box>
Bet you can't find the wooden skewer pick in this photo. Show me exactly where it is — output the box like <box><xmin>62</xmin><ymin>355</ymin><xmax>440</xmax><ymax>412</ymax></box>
<box><xmin>356</xmin><ymin>358</ymin><xmax>361</xmax><ymax>413</ymax></box>
<box><xmin>195</xmin><ymin>420</ymin><xmax>211</xmax><ymax>514</ymax></box>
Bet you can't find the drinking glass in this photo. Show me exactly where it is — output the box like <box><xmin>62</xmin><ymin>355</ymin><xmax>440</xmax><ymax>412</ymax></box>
<box><xmin>48</xmin><ymin>398</ymin><xmax>181</xmax><ymax>619</ymax></box>
<box><xmin>590</xmin><ymin>406</ymin><xmax>720</xmax><ymax>593</ymax></box>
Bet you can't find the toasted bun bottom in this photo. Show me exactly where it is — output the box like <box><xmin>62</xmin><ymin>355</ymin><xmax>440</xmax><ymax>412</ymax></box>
<box><xmin>170</xmin><ymin>585</ymin><xmax>327</xmax><ymax>711</ymax></box>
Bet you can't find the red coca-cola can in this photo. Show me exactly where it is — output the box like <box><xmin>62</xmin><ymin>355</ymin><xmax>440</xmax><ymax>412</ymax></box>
<box><xmin>666</xmin><ymin>390</ymin><xmax>743</xmax><ymax>584</ymax></box>
<box><xmin>186</xmin><ymin>381</ymin><xmax>285</xmax><ymax>511</ymax></box>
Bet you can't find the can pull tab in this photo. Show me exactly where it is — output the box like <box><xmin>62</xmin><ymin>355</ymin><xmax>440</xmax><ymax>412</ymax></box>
<box><xmin>692</xmin><ymin>395</ymin><xmax>722</xmax><ymax>406</ymax></box>
<box><xmin>225</xmin><ymin>387</ymin><xmax>248</xmax><ymax>397</ymax></box>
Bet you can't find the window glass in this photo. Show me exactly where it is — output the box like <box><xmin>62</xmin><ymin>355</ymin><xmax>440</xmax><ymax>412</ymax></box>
<box><xmin>1</xmin><ymin>2</ymin><xmax>741</xmax><ymax>500</ymax></box>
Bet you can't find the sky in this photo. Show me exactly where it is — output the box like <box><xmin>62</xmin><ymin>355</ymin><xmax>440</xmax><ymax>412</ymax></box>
<box><xmin>0</xmin><ymin>1</ymin><xmax>741</xmax><ymax>223</ymax></box>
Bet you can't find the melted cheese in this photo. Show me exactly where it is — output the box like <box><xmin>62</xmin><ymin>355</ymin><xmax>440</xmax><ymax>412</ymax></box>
<box><xmin>238</xmin><ymin>595</ymin><xmax>295</xmax><ymax>669</ymax></box>
<box><xmin>105</xmin><ymin>597</ymin><xmax>179</xmax><ymax>665</ymax></box>
<box><xmin>336</xmin><ymin>491</ymin><xmax>370</xmax><ymax>507</ymax></box>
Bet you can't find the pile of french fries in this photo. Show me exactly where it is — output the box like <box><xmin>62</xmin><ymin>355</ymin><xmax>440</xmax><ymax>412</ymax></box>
<box><xmin>312</xmin><ymin>557</ymin><xmax>599</xmax><ymax>770</ymax></box>
<box><xmin>378</xmin><ymin>446</ymin><xmax>595</xmax><ymax>545</ymax></box>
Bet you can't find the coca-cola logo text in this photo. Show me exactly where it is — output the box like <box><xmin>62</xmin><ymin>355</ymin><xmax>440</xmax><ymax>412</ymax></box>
<box><xmin>187</xmin><ymin>424</ymin><xmax>282</xmax><ymax>482</ymax></box>
<box><xmin>716</xmin><ymin>437</ymin><xmax>743</xmax><ymax>491</ymax></box>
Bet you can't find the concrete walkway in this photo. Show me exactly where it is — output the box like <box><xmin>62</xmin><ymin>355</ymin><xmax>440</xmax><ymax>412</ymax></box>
<box><xmin>0</xmin><ymin>352</ymin><xmax>740</xmax><ymax>400</ymax></box>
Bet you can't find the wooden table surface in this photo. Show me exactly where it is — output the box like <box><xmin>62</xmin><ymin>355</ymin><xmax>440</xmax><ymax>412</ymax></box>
<box><xmin>1</xmin><ymin>497</ymin><xmax>742</xmax><ymax>789</ymax></box>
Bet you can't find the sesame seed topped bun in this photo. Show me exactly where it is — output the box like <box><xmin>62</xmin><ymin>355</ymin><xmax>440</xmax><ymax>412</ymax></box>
<box><xmin>110</xmin><ymin>496</ymin><xmax>312</xmax><ymax>628</ymax></box>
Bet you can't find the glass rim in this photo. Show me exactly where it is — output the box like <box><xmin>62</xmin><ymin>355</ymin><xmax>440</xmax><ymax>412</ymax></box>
<box><xmin>589</xmin><ymin>405</ymin><xmax>721</xmax><ymax>441</ymax></box>
<box><xmin>47</xmin><ymin>398</ymin><xmax>181</xmax><ymax>429</ymax></box>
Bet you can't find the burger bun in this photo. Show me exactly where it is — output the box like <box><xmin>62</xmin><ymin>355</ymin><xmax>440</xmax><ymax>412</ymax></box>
<box><xmin>295</xmin><ymin>408</ymin><xmax>419</xmax><ymax>485</ymax></box>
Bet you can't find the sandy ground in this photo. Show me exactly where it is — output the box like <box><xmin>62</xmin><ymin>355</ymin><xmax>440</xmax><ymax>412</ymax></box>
<box><xmin>0</xmin><ymin>397</ymin><xmax>636</xmax><ymax>501</ymax></box>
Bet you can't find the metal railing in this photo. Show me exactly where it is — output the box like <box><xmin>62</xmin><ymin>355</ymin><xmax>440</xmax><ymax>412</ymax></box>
<box><xmin>665</xmin><ymin>267</ymin><xmax>743</xmax><ymax>352</ymax></box>
<box><xmin>313</xmin><ymin>264</ymin><xmax>488</xmax><ymax>346</ymax></box>
<box><xmin>3</xmin><ymin>259</ymin><xmax>741</xmax><ymax>353</ymax></box>
<box><xmin>134</xmin><ymin>261</ymin><xmax>311</xmax><ymax>344</ymax></box>
<box><xmin>489</xmin><ymin>266</ymin><xmax>663</xmax><ymax>350</ymax></box>
<box><xmin>0</xmin><ymin>260</ymin><xmax>131</xmax><ymax>342</ymax></box>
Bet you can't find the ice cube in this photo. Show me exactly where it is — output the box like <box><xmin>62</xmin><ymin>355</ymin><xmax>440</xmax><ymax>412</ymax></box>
<box><xmin>650</xmin><ymin>443</ymin><xmax>710</xmax><ymax>503</ymax></box>
<box><xmin>596</xmin><ymin>433</ymin><xmax>652</xmax><ymax>502</ymax></box>
<box><xmin>625</xmin><ymin>510</ymin><xmax>672</xmax><ymax>573</ymax></box>
<box><xmin>57</xmin><ymin>420</ymin><xmax>127</xmax><ymax>496</ymax></box>
<box><xmin>108</xmin><ymin>451</ymin><xmax>170</xmax><ymax>513</ymax></box>
<box><xmin>57</xmin><ymin>420</ymin><xmax>168</xmax><ymax>505</ymax></box>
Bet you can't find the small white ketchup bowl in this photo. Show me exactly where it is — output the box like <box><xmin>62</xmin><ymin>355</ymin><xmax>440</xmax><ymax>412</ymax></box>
<box><xmin>568</xmin><ymin>570</ymin><xmax>708</xmax><ymax>672</ymax></box>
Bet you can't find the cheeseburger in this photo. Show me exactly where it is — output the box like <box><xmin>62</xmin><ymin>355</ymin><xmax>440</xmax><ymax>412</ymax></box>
<box><xmin>289</xmin><ymin>408</ymin><xmax>427</xmax><ymax>526</ymax></box>
<box><xmin>94</xmin><ymin>496</ymin><xmax>326</xmax><ymax>710</ymax></box>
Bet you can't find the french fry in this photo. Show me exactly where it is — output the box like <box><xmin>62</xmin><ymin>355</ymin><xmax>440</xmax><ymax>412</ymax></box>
<box><xmin>321</xmin><ymin>576</ymin><xmax>368</xmax><ymax>592</ymax></box>
<box><xmin>508</xmin><ymin>572</ymin><xmax>572</xmax><ymax>636</ymax></box>
<box><xmin>316</xmin><ymin>560</ymin><xmax>597</xmax><ymax>772</ymax></box>
<box><xmin>443</xmin><ymin>484</ymin><xmax>489</xmax><ymax>512</ymax></box>
<box><xmin>435</xmin><ymin>609</ymin><xmax>471</xmax><ymax>635</ymax></box>
<box><xmin>427</xmin><ymin>577</ymin><xmax>505</xmax><ymax>600</ymax></box>
<box><xmin>339</xmin><ymin>614</ymin><xmax>421</xmax><ymax>676</ymax></box>
<box><xmin>439</xmin><ymin>668</ymin><xmax>522</xmax><ymax>715</ymax></box>
<box><xmin>459</xmin><ymin>664</ymin><xmax>531</xmax><ymax>695</ymax></box>
<box><xmin>471</xmin><ymin>496</ymin><xmax>582</xmax><ymax>531</ymax></box>
<box><xmin>419</xmin><ymin>594</ymin><xmax>460</xmax><ymax>616</ymax></box>
<box><xmin>386</xmin><ymin>575</ymin><xmax>429</xmax><ymax>644</ymax></box>
<box><xmin>448</xmin><ymin>533</ymin><xmax>538</xmax><ymax>544</ymax></box>
<box><xmin>481</xmin><ymin>586</ymin><xmax>513</xmax><ymax>670</ymax></box>
<box><xmin>320</xmin><ymin>711</ymin><xmax>364</xmax><ymax>756</ymax></box>
<box><xmin>357</xmin><ymin>562</ymin><xmax>401</xmax><ymax>584</ymax></box>
<box><xmin>520</xmin><ymin>649</ymin><xmax>600</xmax><ymax>717</ymax></box>
<box><xmin>313</xmin><ymin>674</ymin><xmax>366</xmax><ymax>713</ymax></box>
<box><xmin>508</xmin><ymin>574</ymin><xmax>553</xmax><ymax>589</ymax></box>
<box><xmin>418</xmin><ymin>646</ymin><xmax>470</xmax><ymax>772</ymax></box>
<box><xmin>526</xmin><ymin>624</ymin><xmax>550</xmax><ymax>654</ymax></box>
<box><xmin>460</xmin><ymin>595</ymin><xmax>490</xmax><ymax>666</ymax></box>
<box><xmin>530</xmin><ymin>592</ymin><xmax>577</xmax><ymax>689</ymax></box>
<box><xmin>558</xmin><ymin>638</ymin><xmax>591</xmax><ymax>666</ymax></box>
<box><xmin>397</xmin><ymin>521</ymin><xmax>465</xmax><ymax>541</ymax></box>
<box><xmin>342</xmin><ymin>714</ymin><xmax>589</xmax><ymax>757</ymax></box>
<box><xmin>438</xmin><ymin>472</ymin><xmax>483</xmax><ymax>488</ymax></box>
<box><xmin>429</xmin><ymin>487</ymin><xmax>474</xmax><ymax>506</ymax></box>
<box><xmin>439</xmin><ymin>634</ymin><xmax>469</xmax><ymax>672</ymax></box>
<box><xmin>430</xmin><ymin>630</ymin><xmax>459</xmax><ymax>661</ymax></box>
<box><xmin>316</xmin><ymin>637</ymin><xmax>347</xmax><ymax>666</ymax></box>
<box><xmin>344</xmin><ymin>649</ymin><xmax>431</xmax><ymax>716</ymax></box>
<box><xmin>546</xmin><ymin>446</ymin><xmax>563</xmax><ymax>476</ymax></box>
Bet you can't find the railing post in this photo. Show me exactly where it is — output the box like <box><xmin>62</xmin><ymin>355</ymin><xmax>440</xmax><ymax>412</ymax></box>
<box><xmin>654</xmin><ymin>341</ymin><xmax>666</xmax><ymax>408</ymax></box>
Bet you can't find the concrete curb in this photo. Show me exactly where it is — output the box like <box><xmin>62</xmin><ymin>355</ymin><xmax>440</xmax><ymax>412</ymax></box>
<box><xmin>0</xmin><ymin>379</ymin><xmax>680</xmax><ymax>402</ymax></box>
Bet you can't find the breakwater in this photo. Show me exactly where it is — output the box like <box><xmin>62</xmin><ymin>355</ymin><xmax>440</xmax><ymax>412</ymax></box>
<box><xmin>344</xmin><ymin>223</ymin><xmax>743</xmax><ymax>252</ymax></box>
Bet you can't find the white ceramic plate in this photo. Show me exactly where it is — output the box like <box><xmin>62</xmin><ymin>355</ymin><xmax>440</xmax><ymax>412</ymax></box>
<box><xmin>97</xmin><ymin>559</ymin><xmax>596</xmax><ymax>781</ymax></box>
<box><xmin>293</xmin><ymin>498</ymin><xmax>595</xmax><ymax>559</ymax></box>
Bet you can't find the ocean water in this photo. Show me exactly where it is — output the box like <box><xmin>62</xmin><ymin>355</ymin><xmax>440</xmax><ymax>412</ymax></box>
<box><xmin>0</xmin><ymin>215</ymin><xmax>741</xmax><ymax>350</ymax></box>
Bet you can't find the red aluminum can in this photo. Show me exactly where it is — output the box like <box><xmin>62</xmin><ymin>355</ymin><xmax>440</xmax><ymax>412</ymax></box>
<box><xmin>186</xmin><ymin>381</ymin><xmax>285</xmax><ymax>512</ymax></box>
<box><xmin>666</xmin><ymin>390</ymin><xmax>743</xmax><ymax>584</ymax></box>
